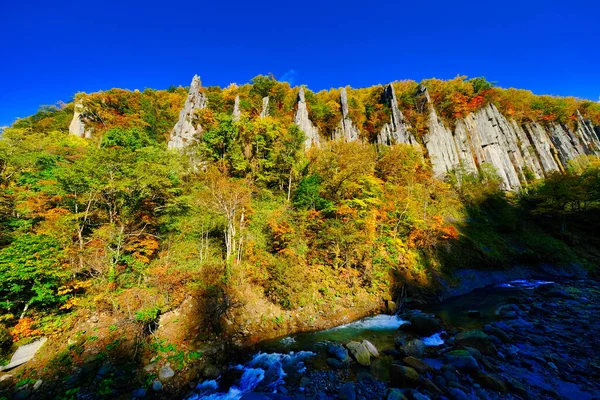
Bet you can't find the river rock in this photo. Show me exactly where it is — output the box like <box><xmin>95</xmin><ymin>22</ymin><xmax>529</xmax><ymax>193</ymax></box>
<box><xmin>402</xmin><ymin>356</ymin><xmax>433</xmax><ymax>374</ymax></box>
<box><xmin>445</xmin><ymin>350</ymin><xmax>479</xmax><ymax>372</ymax></box>
<box><xmin>390</xmin><ymin>365</ymin><xmax>420</xmax><ymax>388</ymax></box>
<box><xmin>346</xmin><ymin>341</ymin><xmax>371</xmax><ymax>366</ymax></box>
<box><xmin>476</xmin><ymin>373</ymin><xmax>508</xmax><ymax>392</ymax></box>
<box><xmin>159</xmin><ymin>365</ymin><xmax>175</xmax><ymax>380</ymax></box>
<box><xmin>327</xmin><ymin>342</ymin><xmax>350</xmax><ymax>363</ymax></box>
<box><xmin>362</xmin><ymin>340</ymin><xmax>379</xmax><ymax>357</ymax></box>
<box><xmin>152</xmin><ymin>380</ymin><xmax>163</xmax><ymax>391</ymax></box>
<box><xmin>203</xmin><ymin>364</ymin><xmax>220</xmax><ymax>379</ymax></box>
<box><xmin>467</xmin><ymin>310</ymin><xmax>481</xmax><ymax>318</ymax></box>
<box><xmin>484</xmin><ymin>325</ymin><xmax>511</xmax><ymax>343</ymax></box>
<box><xmin>402</xmin><ymin>315</ymin><xmax>441</xmax><ymax>336</ymax></box>
<box><xmin>387</xmin><ymin>388</ymin><xmax>408</xmax><ymax>400</ymax></box>
<box><xmin>454</xmin><ymin>330</ymin><xmax>497</xmax><ymax>355</ymax></box>
<box><xmin>132</xmin><ymin>388</ymin><xmax>147</xmax><ymax>398</ymax></box>
<box><xmin>401</xmin><ymin>339</ymin><xmax>425</xmax><ymax>358</ymax></box>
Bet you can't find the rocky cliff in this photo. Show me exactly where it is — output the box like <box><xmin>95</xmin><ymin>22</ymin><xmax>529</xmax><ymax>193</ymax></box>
<box><xmin>167</xmin><ymin>75</ymin><xmax>207</xmax><ymax>149</ymax></box>
<box><xmin>68</xmin><ymin>100</ymin><xmax>92</xmax><ymax>138</ymax></box>
<box><xmin>69</xmin><ymin>74</ymin><xmax>599</xmax><ymax>191</ymax></box>
<box><xmin>295</xmin><ymin>87</ymin><xmax>320</xmax><ymax>149</ymax></box>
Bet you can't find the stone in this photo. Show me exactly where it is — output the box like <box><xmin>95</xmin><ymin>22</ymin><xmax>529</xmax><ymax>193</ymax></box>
<box><xmin>327</xmin><ymin>358</ymin><xmax>344</xmax><ymax>369</ymax></box>
<box><xmin>346</xmin><ymin>341</ymin><xmax>371</xmax><ymax>366</ymax></box>
<box><xmin>484</xmin><ymin>325</ymin><xmax>511</xmax><ymax>343</ymax></box>
<box><xmin>463</xmin><ymin>346</ymin><xmax>482</xmax><ymax>360</ymax></box>
<box><xmin>412</xmin><ymin>393</ymin><xmax>431</xmax><ymax>400</ymax></box>
<box><xmin>132</xmin><ymin>388</ymin><xmax>147</xmax><ymax>398</ymax></box>
<box><xmin>327</xmin><ymin>342</ymin><xmax>350</xmax><ymax>363</ymax></box>
<box><xmin>159</xmin><ymin>365</ymin><xmax>175</xmax><ymax>380</ymax></box>
<box><xmin>339</xmin><ymin>382</ymin><xmax>356</xmax><ymax>400</ymax></box>
<box><xmin>203</xmin><ymin>364</ymin><xmax>220</xmax><ymax>379</ymax></box>
<box><xmin>476</xmin><ymin>373</ymin><xmax>508</xmax><ymax>392</ymax></box>
<box><xmin>401</xmin><ymin>339</ymin><xmax>425</xmax><ymax>358</ymax></box>
<box><xmin>402</xmin><ymin>356</ymin><xmax>433</xmax><ymax>374</ymax></box>
<box><xmin>295</xmin><ymin>87</ymin><xmax>320</xmax><ymax>149</ymax></box>
<box><xmin>445</xmin><ymin>350</ymin><xmax>479</xmax><ymax>372</ymax></box>
<box><xmin>152</xmin><ymin>380</ymin><xmax>163</xmax><ymax>391</ymax></box>
<box><xmin>69</xmin><ymin>100</ymin><xmax>93</xmax><ymax>138</ymax></box>
<box><xmin>0</xmin><ymin>337</ymin><xmax>47</xmax><ymax>372</ymax></box>
<box><xmin>454</xmin><ymin>330</ymin><xmax>497</xmax><ymax>355</ymax></box>
<box><xmin>362</xmin><ymin>340</ymin><xmax>379</xmax><ymax>357</ymax></box>
<box><xmin>168</xmin><ymin>75</ymin><xmax>208</xmax><ymax>149</ymax></box>
<box><xmin>390</xmin><ymin>365</ymin><xmax>420</xmax><ymax>388</ymax></box>
<box><xmin>387</xmin><ymin>388</ymin><xmax>408</xmax><ymax>400</ymax></box>
<box><xmin>446</xmin><ymin>387</ymin><xmax>469</xmax><ymax>400</ymax></box>
<box><xmin>467</xmin><ymin>310</ymin><xmax>481</xmax><ymax>318</ymax></box>
<box><xmin>33</xmin><ymin>380</ymin><xmax>42</xmax><ymax>391</ymax></box>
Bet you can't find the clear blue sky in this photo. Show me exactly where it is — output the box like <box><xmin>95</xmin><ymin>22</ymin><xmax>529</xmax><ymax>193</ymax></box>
<box><xmin>1</xmin><ymin>0</ymin><xmax>599</xmax><ymax>126</ymax></box>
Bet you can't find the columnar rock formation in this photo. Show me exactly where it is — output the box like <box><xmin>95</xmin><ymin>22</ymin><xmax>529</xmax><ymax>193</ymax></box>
<box><xmin>333</xmin><ymin>88</ymin><xmax>361</xmax><ymax>142</ymax></box>
<box><xmin>161</xmin><ymin>75</ymin><xmax>600</xmax><ymax>191</ymax></box>
<box><xmin>68</xmin><ymin>100</ymin><xmax>92</xmax><ymax>138</ymax></box>
<box><xmin>168</xmin><ymin>75</ymin><xmax>207</xmax><ymax>149</ymax></box>
<box><xmin>377</xmin><ymin>84</ymin><xmax>417</xmax><ymax>146</ymax></box>
<box><xmin>232</xmin><ymin>95</ymin><xmax>241</xmax><ymax>122</ymax></box>
<box><xmin>295</xmin><ymin>87</ymin><xmax>320</xmax><ymax>149</ymax></box>
<box><xmin>259</xmin><ymin>96</ymin><xmax>269</xmax><ymax>118</ymax></box>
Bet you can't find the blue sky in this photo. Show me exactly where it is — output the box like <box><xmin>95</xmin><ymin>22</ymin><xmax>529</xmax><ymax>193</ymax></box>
<box><xmin>1</xmin><ymin>0</ymin><xmax>599</xmax><ymax>126</ymax></box>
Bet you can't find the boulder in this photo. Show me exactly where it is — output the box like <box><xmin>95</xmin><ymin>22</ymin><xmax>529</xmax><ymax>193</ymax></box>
<box><xmin>327</xmin><ymin>358</ymin><xmax>344</xmax><ymax>369</ymax></box>
<box><xmin>476</xmin><ymin>373</ymin><xmax>508</xmax><ymax>392</ymax></box>
<box><xmin>454</xmin><ymin>330</ymin><xmax>497</xmax><ymax>355</ymax></box>
<box><xmin>445</xmin><ymin>350</ymin><xmax>479</xmax><ymax>372</ymax></box>
<box><xmin>362</xmin><ymin>340</ymin><xmax>379</xmax><ymax>357</ymax></box>
<box><xmin>327</xmin><ymin>342</ymin><xmax>351</xmax><ymax>363</ymax></box>
<box><xmin>402</xmin><ymin>356</ymin><xmax>433</xmax><ymax>374</ymax></box>
<box><xmin>387</xmin><ymin>388</ymin><xmax>408</xmax><ymax>400</ymax></box>
<box><xmin>390</xmin><ymin>365</ymin><xmax>420</xmax><ymax>388</ymax></box>
<box><xmin>401</xmin><ymin>339</ymin><xmax>425</xmax><ymax>358</ymax></box>
<box><xmin>159</xmin><ymin>365</ymin><xmax>175</xmax><ymax>381</ymax></box>
<box><xmin>346</xmin><ymin>341</ymin><xmax>371</xmax><ymax>366</ymax></box>
<box><xmin>484</xmin><ymin>325</ymin><xmax>511</xmax><ymax>343</ymax></box>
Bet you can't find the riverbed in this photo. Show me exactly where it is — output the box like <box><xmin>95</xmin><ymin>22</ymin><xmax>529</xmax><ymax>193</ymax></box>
<box><xmin>188</xmin><ymin>279</ymin><xmax>600</xmax><ymax>400</ymax></box>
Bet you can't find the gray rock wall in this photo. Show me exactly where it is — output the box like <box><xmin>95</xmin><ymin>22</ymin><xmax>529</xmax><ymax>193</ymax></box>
<box><xmin>68</xmin><ymin>100</ymin><xmax>92</xmax><ymax>138</ymax></box>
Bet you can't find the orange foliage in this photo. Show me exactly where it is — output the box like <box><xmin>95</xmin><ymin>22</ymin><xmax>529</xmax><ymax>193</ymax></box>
<box><xmin>10</xmin><ymin>318</ymin><xmax>41</xmax><ymax>341</ymax></box>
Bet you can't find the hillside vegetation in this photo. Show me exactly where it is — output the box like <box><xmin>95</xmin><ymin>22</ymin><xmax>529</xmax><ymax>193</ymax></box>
<box><xmin>1</xmin><ymin>75</ymin><xmax>599</xmax><ymax>396</ymax></box>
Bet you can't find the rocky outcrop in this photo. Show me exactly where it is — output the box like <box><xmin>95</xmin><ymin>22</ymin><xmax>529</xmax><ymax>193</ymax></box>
<box><xmin>377</xmin><ymin>84</ymin><xmax>417</xmax><ymax>146</ymax></box>
<box><xmin>420</xmin><ymin>86</ymin><xmax>462</xmax><ymax>177</ymax></box>
<box><xmin>69</xmin><ymin>100</ymin><xmax>92</xmax><ymax>138</ymax></box>
<box><xmin>168</xmin><ymin>75</ymin><xmax>207</xmax><ymax>149</ymax></box>
<box><xmin>295</xmin><ymin>87</ymin><xmax>320</xmax><ymax>149</ymax></box>
<box><xmin>259</xmin><ymin>96</ymin><xmax>269</xmax><ymax>118</ymax></box>
<box><xmin>232</xmin><ymin>95</ymin><xmax>241</xmax><ymax>122</ymax></box>
<box><xmin>166</xmin><ymin>76</ymin><xmax>600</xmax><ymax>191</ymax></box>
<box><xmin>333</xmin><ymin>88</ymin><xmax>361</xmax><ymax>142</ymax></box>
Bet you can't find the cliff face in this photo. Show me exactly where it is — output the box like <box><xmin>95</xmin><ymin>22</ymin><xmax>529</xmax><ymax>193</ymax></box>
<box><xmin>168</xmin><ymin>75</ymin><xmax>207</xmax><ymax>149</ymax></box>
<box><xmin>165</xmin><ymin>76</ymin><xmax>600</xmax><ymax>189</ymax></box>
<box><xmin>68</xmin><ymin>100</ymin><xmax>92</xmax><ymax>138</ymax></box>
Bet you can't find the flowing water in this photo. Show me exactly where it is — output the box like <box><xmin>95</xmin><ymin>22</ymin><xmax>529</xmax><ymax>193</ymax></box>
<box><xmin>188</xmin><ymin>279</ymin><xmax>553</xmax><ymax>399</ymax></box>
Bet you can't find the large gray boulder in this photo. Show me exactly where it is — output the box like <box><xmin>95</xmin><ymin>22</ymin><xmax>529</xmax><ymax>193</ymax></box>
<box><xmin>346</xmin><ymin>341</ymin><xmax>371</xmax><ymax>366</ymax></box>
